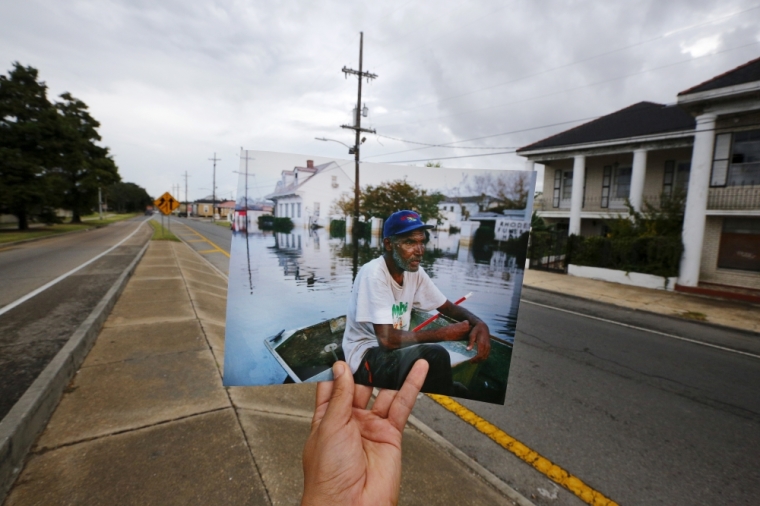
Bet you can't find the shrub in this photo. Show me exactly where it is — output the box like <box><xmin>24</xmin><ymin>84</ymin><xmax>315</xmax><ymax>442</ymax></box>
<box><xmin>257</xmin><ymin>215</ymin><xmax>274</xmax><ymax>229</ymax></box>
<box><xmin>272</xmin><ymin>217</ymin><xmax>294</xmax><ymax>233</ymax></box>
<box><xmin>330</xmin><ymin>219</ymin><xmax>346</xmax><ymax>237</ymax></box>
<box><xmin>568</xmin><ymin>235</ymin><xmax>682</xmax><ymax>277</ymax></box>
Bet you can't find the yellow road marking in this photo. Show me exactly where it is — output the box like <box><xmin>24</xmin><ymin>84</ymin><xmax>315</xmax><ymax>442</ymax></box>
<box><xmin>179</xmin><ymin>225</ymin><xmax>230</xmax><ymax>258</ymax></box>
<box><xmin>185</xmin><ymin>239</ymin><xmax>206</xmax><ymax>243</ymax></box>
<box><xmin>198</xmin><ymin>248</ymin><xmax>223</xmax><ymax>254</ymax></box>
<box><xmin>428</xmin><ymin>394</ymin><xmax>618</xmax><ymax>506</ymax></box>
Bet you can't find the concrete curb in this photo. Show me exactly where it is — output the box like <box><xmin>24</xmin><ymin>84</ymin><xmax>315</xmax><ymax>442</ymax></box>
<box><xmin>0</xmin><ymin>238</ymin><xmax>150</xmax><ymax>502</ymax></box>
<box><xmin>406</xmin><ymin>413</ymin><xmax>536</xmax><ymax>506</ymax></box>
<box><xmin>522</xmin><ymin>284</ymin><xmax>760</xmax><ymax>338</ymax></box>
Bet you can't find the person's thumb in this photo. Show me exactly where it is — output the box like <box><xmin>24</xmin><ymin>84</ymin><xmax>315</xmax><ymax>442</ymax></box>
<box><xmin>321</xmin><ymin>361</ymin><xmax>354</xmax><ymax>429</ymax></box>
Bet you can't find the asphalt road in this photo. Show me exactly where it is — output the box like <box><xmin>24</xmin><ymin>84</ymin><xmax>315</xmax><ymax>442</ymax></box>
<box><xmin>174</xmin><ymin>217</ymin><xmax>760</xmax><ymax>506</ymax></box>
<box><xmin>0</xmin><ymin>218</ymin><xmax>152</xmax><ymax>419</ymax></box>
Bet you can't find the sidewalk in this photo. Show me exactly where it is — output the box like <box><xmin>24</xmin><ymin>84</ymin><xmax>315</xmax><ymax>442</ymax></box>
<box><xmin>523</xmin><ymin>269</ymin><xmax>760</xmax><ymax>334</ymax></box>
<box><xmin>4</xmin><ymin>240</ymin><xmax>518</xmax><ymax>505</ymax></box>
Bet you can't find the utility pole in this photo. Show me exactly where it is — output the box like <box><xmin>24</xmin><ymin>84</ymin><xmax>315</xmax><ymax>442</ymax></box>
<box><xmin>208</xmin><ymin>153</ymin><xmax>220</xmax><ymax>223</ymax></box>
<box><xmin>181</xmin><ymin>171</ymin><xmax>190</xmax><ymax>217</ymax></box>
<box><xmin>340</xmin><ymin>31</ymin><xmax>377</xmax><ymax>233</ymax></box>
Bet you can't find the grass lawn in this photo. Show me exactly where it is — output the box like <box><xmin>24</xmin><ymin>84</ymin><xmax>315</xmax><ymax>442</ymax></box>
<box><xmin>148</xmin><ymin>219</ymin><xmax>180</xmax><ymax>241</ymax></box>
<box><xmin>0</xmin><ymin>213</ymin><xmax>141</xmax><ymax>245</ymax></box>
<box><xmin>213</xmin><ymin>219</ymin><xmax>232</xmax><ymax>229</ymax></box>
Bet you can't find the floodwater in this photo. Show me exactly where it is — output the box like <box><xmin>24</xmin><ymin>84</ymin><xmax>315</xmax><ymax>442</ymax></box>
<box><xmin>223</xmin><ymin>226</ymin><xmax>525</xmax><ymax>386</ymax></box>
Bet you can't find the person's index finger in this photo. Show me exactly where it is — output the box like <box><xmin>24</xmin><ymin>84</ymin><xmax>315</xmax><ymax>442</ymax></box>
<box><xmin>387</xmin><ymin>360</ymin><xmax>429</xmax><ymax>432</ymax></box>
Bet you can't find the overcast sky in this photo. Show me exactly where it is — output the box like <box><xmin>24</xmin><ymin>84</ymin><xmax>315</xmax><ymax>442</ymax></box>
<box><xmin>1</xmin><ymin>0</ymin><xmax>758</xmax><ymax>200</ymax></box>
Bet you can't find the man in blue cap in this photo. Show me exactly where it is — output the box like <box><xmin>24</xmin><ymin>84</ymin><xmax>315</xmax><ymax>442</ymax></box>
<box><xmin>342</xmin><ymin>210</ymin><xmax>491</xmax><ymax>395</ymax></box>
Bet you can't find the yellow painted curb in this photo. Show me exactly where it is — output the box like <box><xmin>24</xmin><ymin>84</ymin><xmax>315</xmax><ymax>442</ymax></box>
<box><xmin>428</xmin><ymin>394</ymin><xmax>618</xmax><ymax>506</ymax></box>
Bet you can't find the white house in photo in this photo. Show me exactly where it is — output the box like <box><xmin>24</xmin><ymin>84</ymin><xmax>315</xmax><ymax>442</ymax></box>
<box><xmin>433</xmin><ymin>196</ymin><xmax>483</xmax><ymax>229</ymax></box>
<box><xmin>265</xmin><ymin>160</ymin><xmax>354</xmax><ymax>228</ymax></box>
<box><xmin>519</xmin><ymin>56</ymin><xmax>760</xmax><ymax>294</ymax></box>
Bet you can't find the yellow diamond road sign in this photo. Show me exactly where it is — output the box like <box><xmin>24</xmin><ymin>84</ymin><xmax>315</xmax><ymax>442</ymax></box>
<box><xmin>155</xmin><ymin>192</ymin><xmax>180</xmax><ymax>215</ymax></box>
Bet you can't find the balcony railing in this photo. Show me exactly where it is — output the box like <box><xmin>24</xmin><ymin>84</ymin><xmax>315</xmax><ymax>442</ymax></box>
<box><xmin>535</xmin><ymin>186</ymin><xmax>760</xmax><ymax>214</ymax></box>
<box><xmin>707</xmin><ymin>186</ymin><xmax>760</xmax><ymax>210</ymax></box>
<box><xmin>534</xmin><ymin>194</ymin><xmax>665</xmax><ymax>213</ymax></box>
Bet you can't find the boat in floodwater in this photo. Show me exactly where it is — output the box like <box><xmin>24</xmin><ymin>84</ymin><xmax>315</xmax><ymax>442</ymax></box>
<box><xmin>264</xmin><ymin>308</ymin><xmax>512</xmax><ymax>403</ymax></box>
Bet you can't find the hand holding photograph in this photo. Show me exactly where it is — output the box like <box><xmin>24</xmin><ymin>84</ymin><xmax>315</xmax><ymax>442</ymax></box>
<box><xmin>223</xmin><ymin>150</ymin><xmax>536</xmax><ymax>405</ymax></box>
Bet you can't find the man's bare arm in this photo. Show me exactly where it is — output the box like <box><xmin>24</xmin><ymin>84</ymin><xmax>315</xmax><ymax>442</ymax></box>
<box><xmin>437</xmin><ymin>300</ymin><xmax>491</xmax><ymax>363</ymax></box>
<box><xmin>373</xmin><ymin>321</ymin><xmax>470</xmax><ymax>350</ymax></box>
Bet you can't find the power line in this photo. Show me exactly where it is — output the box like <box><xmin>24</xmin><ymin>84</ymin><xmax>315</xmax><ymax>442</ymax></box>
<box><xmin>375</xmin><ymin>133</ymin><xmax>515</xmax><ymax>150</ymax></box>
<box><xmin>383</xmin><ymin>150</ymin><xmax>516</xmax><ymax>164</ymax></box>
<box><xmin>364</xmin><ymin>116</ymin><xmax>600</xmax><ymax>160</ymax></box>
<box><xmin>382</xmin><ymin>117</ymin><xmax>760</xmax><ymax>165</ymax></box>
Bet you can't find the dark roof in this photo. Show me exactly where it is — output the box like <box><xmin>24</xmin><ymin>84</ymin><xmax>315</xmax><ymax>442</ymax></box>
<box><xmin>679</xmin><ymin>56</ymin><xmax>760</xmax><ymax>96</ymax></box>
<box><xmin>517</xmin><ymin>102</ymin><xmax>695</xmax><ymax>153</ymax></box>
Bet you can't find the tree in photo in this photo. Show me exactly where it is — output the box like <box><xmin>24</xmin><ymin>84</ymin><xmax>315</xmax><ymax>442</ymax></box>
<box><xmin>329</xmin><ymin>192</ymin><xmax>355</xmax><ymax>219</ymax></box>
<box><xmin>0</xmin><ymin>63</ymin><xmax>58</xmax><ymax>230</ymax></box>
<box><xmin>51</xmin><ymin>92</ymin><xmax>120</xmax><ymax>223</ymax></box>
<box><xmin>464</xmin><ymin>171</ymin><xmax>530</xmax><ymax>211</ymax></box>
<box><xmin>360</xmin><ymin>179</ymin><xmax>444</xmax><ymax>224</ymax></box>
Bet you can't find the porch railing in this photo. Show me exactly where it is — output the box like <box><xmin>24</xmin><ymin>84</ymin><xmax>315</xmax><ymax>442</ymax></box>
<box><xmin>707</xmin><ymin>186</ymin><xmax>760</xmax><ymax>210</ymax></box>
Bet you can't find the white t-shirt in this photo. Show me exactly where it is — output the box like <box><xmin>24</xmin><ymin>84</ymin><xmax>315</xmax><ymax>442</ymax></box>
<box><xmin>343</xmin><ymin>256</ymin><xmax>447</xmax><ymax>374</ymax></box>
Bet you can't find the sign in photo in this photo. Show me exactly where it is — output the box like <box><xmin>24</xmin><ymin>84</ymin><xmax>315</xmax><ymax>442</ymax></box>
<box><xmin>222</xmin><ymin>150</ymin><xmax>536</xmax><ymax>405</ymax></box>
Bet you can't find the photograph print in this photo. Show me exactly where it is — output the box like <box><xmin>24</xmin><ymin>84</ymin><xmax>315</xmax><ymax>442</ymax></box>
<box><xmin>223</xmin><ymin>150</ymin><xmax>536</xmax><ymax>405</ymax></box>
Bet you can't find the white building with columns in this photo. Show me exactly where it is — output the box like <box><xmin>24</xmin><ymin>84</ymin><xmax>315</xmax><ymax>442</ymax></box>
<box><xmin>518</xmin><ymin>56</ymin><xmax>760</xmax><ymax>293</ymax></box>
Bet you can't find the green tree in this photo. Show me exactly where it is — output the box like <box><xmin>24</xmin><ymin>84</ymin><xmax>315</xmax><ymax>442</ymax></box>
<box><xmin>360</xmin><ymin>179</ymin><xmax>444</xmax><ymax>224</ymax></box>
<box><xmin>107</xmin><ymin>182</ymin><xmax>152</xmax><ymax>213</ymax></box>
<box><xmin>50</xmin><ymin>92</ymin><xmax>120</xmax><ymax>223</ymax></box>
<box><xmin>0</xmin><ymin>63</ymin><xmax>58</xmax><ymax>230</ymax></box>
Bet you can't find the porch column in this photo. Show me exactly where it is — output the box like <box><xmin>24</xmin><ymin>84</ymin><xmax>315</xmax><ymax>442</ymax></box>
<box><xmin>568</xmin><ymin>155</ymin><xmax>585</xmax><ymax>236</ymax></box>
<box><xmin>524</xmin><ymin>160</ymin><xmax>535</xmax><ymax>171</ymax></box>
<box><xmin>629</xmin><ymin>149</ymin><xmax>647</xmax><ymax>212</ymax></box>
<box><xmin>678</xmin><ymin>113</ymin><xmax>717</xmax><ymax>287</ymax></box>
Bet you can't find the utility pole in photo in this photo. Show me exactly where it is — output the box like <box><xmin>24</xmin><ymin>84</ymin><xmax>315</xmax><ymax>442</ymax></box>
<box><xmin>340</xmin><ymin>31</ymin><xmax>378</xmax><ymax>236</ymax></box>
<box><xmin>233</xmin><ymin>149</ymin><xmax>257</xmax><ymax>232</ymax></box>
<box><xmin>209</xmin><ymin>153</ymin><xmax>220</xmax><ymax>223</ymax></box>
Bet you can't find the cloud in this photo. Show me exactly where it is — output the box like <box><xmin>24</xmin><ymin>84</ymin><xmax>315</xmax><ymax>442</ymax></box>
<box><xmin>0</xmin><ymin>0</ymin><xmax>758</xmax><ymax>200</ymax></box>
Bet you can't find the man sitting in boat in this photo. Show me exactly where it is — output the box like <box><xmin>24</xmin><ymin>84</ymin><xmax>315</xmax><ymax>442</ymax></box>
<box><xmin>343</xmin><ymin>210</ymin><xmax>491</xmax><ymax>396</ymax></box>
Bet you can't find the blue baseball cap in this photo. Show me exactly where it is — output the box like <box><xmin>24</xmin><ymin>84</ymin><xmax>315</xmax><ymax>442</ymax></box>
<box><xmin>383</xmin><ymin>210</ymin><xmax>434</xmax><ymax>238</ymax></box>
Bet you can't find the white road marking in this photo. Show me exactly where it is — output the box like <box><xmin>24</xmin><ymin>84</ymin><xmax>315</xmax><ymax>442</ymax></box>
<box><xmin>520</xmin><ymin>299</ymin><xmax>760</xmax><ymax>360</ymax></box>
<box><xmin>0</xmin><ymin>220</ymin><xmax>148</xmax><ymax>317</ymax></box>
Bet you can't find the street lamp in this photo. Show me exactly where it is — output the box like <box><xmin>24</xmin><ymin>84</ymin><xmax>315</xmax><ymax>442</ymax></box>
<box><xmin>315</xmin><ymin>137</ymin><xmax>356</xmax><ymax>154</ymax></box>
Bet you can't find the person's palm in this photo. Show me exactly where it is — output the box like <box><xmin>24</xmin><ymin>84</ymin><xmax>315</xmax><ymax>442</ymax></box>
<box><xmin>302</xmin><ymin>360</ymin><xmax>429</xmax><ymax>506</ymax></box>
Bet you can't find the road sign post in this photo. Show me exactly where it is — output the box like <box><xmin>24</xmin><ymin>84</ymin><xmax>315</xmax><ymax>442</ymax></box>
<box><xmin>154</xmin><ymin>192</ymin><xmax>180</xmax><ymax>238</ymax></box>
